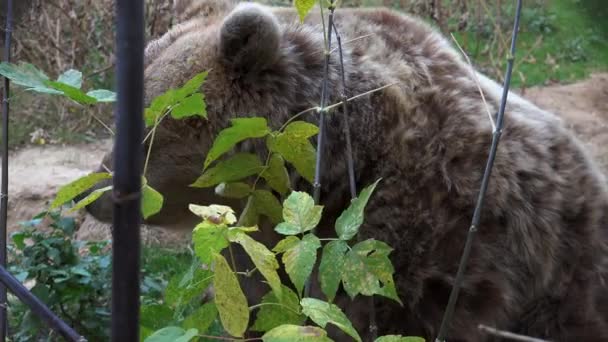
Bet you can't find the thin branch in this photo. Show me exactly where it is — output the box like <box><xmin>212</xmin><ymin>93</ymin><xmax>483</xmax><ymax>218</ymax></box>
<box><xmin>435</xmin><ymin>0</ymin><xmax>523</xmax><ymax>341</ymax></box>
<box><xmin>328</xmin><ymin>33</ymin><xmax>375</xmax><ymax>55</ymax></box>
<box><xmin>450</xmin><ymin>32</ymin><xmax>495</xmax><ymax>132</ymax></box>
<box><xmin>333</xmin><ymin>19</ymin><xmax>377</xmax><ymax>340</ymax></box>
<box><xmin>478</xmin><ymin>325</ymin><xmax>551</xmax><ymax>342</ymax></box>
<box><xmin>279</xmin><ymin>82</ymin><xmax>398</xmax><ymax>132</ymax></box>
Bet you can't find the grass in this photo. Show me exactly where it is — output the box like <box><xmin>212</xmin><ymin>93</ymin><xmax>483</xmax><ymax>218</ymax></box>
<box><xmin>450</xmin><ymin>0</ymin><xmax>608</xmax><ymax>88</ymax></box>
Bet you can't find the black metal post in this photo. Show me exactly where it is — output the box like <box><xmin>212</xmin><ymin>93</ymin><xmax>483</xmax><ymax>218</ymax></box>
<box><xmin>0</xmin><ymin>266</ymin><xmax>85</xmax><ymax>341</ymax></box>
<box><xmin>0</xmin><ymin>0</ymin><xmax>14</xmax><ymax>340</ymax></box>
<box><xmin>112</xmin><ymin>0</ymin><xmax>145</xmax><ymax>341</ymax></box>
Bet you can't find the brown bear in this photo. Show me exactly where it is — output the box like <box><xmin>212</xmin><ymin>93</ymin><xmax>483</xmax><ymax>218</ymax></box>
<box><xmin>80</xmin><ymin>1</ymin><xmax>608</xmax><ymax>341</ymax></box>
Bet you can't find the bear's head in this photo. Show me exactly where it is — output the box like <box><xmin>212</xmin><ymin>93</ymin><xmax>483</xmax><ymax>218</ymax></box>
<box><xmin>81</xmin><ymin>0</ymin><xmax>332</xmax><ymax>230</ymax></box>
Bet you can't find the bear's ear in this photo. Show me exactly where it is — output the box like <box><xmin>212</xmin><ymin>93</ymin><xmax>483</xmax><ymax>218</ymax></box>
<box><xmin>219</xmin><ymin>3</ymin><xmax>281</xmax><ymax>73</ymax></box>
<box><xmin>173</xmin><ymin>0</ymin><xmax>235</xmax><ymax>23</ymax></box>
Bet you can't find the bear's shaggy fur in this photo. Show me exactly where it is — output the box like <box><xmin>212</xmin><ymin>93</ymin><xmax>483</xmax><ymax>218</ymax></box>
<box><xmin>84</xmin><ymin>1</ymin><xmax>608</xmax><ymax>340</ymax></box>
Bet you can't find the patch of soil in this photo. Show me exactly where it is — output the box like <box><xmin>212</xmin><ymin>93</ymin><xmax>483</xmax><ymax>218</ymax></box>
<box><xmin>520</xmin><ymin>72</ymin><xmax>608</xmax><ymax>173</ymax></box>
<box><xmin>1</xmin><ymin>73</ymin><xmax>606</xmax><ymax>247</ymax></box>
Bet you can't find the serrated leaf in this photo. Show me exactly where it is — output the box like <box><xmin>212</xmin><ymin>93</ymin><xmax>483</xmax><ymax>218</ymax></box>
<box><xmin>262</xmin><ymin>324</ymin><xmax>332</xmax><ymax>342</ymax></box>
<box><xmin>87</xmin><ymin>89</ymin><xmax>116</xmax><ymax>102</ymax></box>
<box><xmin>141</xmin><ymin>304</ymin><xmax>173</xmax><ymax>331</ymax></box>
<box><xmin>193</xmin><ymin>222</ymin><xmax>229</xmax><ymax>264</ymax></box>
<box><xmin>50</xmin><ymin>172</ymin><xmax>112</xmax><ymax>209</ymax></box>
<box><xmin>335</xmin><ymin>179</ymin><xmax>381</xmax><ymax>241</ymax></box>
<box><xmin>267</xmin><ymin>121</ymin><xmax>318</xmax><ymax>183</ymax></box>
<box><xmin>251</xmin><ymin>286</ymin><xmax>306</xmax><ymax>332</ymax></box>
<box><xmin>182</xmin><ymin>302</ymin><xmax>218</xmax><ymax>333</ymax></box>
<box><xmin>171</xmin><ymin>93</ymin><xmax>207</xmax><ymax>119</ymax></box>
<box><xmin>275</xmin><ymin>191</ymin><xmax>322</xmax><ymax>235</ymax></box>
<box><xmin>300</xmin><ymin>298</ymin><xmax>361</xmax><ymax>342</ymax></box>
<box><xmin>189</xmin><ymin>204</ymin><xmax>237</xmax><ymax>225</ymax></box>
<box><xmin>46</xmin><ymin>81</ymin><xmax>98</xmax><ymax>104</ymax></box>
<box><xmin>144</xmin><ymin>71</ymin><xmax>208</xmax><ymax>126</ymax></box>
<box><xmin>215</xmin><ymin>182</ymin><xmax>252</xmax><ymax>199</ymax></box>
<box><xmin>253</xmin><ymin>190</ymin><xmax>283</xmax><ymax>225</ymax></box>
<box><xmin>342</xmin><ymin>239</ymin><xmax>402</xmax><ymax>305</ymax></box>
<box><xmin>283</xmin><ymin>234</ymin><xmax>321</xmax><ymax>296</ymax></box>
<box><xmin>213</xmin><ymin>253</ymin><xmax>249</xmax><ymax>337</ymax></box>
<box><xmin>165</xmin><ymin>267</ymin><xmax>214</xmax><ymax>307</ymax></box>
<box><xmin>144</xmin><ymin>327</ymin><xmax>198</xmax><ymax>342</ymax></box>
<box><xmin>57</xmin><ymin>69</ymin><xmax>82</xmax><ymax>88</ymax></box>
<box><xmin>319</xmin><ymin>240</ymin><xmax>348</xmax><ymax>301</ymax></box>
<box><xmin>175</xmin><ymin>71</ymin><xmax>208</xmax><ymax>99</ymax></box>
<box><xmin>142</xmin><ymin>185</ymin><xmax>164</xmax><ymax>219</ymax></box>
<box><xmin>295</xmin><ymin>0</ymin><xmax>316</xmax><ymax>22</ymax></box>
<box><xmin>67</xmin><ymin>185</ymin><xmax>112</xmax><ymax>213</ymax></box>
<box><xmin>272</xmin><ymin>236</ymin><xmax>300</xmax><ymax>253</ymax></box>
<box><xmin>204</xmin><ymin>117</ymin><xmax>270</xmax><ymax>170</ymax></box>
<box><xmin>191</xmin><ymin>153</ymin><xmax>264</xmax><ymax>188</ymax></box>
<box><xmin>375</xmin><ymin>336</ymin><xmax>425</xmax><ymax>342</ymax></box>
<box><xmin>230</xmin><ymin>232</ymin><xmax>282</xmax><ymax>298</ymax></box>
<box><xmin>260</xmin><ymin>154</ymin><xmax>290</xmax><ymax>195</ymax></box>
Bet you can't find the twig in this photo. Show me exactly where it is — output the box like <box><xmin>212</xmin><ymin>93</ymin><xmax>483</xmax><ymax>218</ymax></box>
<box><xmin>328</xmin><ymin>33</ymin><xmax>374</xmax><ymax>55</ymax></box>
<box><xmin>333</xmin><ymin>19</ymin><xmax>377</xmax><ymax>340</ymax></box>
<box><xmin>435</xmin><ymin>0</ymin><xmax>523</xmax><ymax>341</ymax></box>
<box><xmin>450</xmin><ymin>32</ymin><xmax>495</xmax><ymax>132</ymax></box>
<box><xmin>478</xmin><ymin>324</ymin><xmax>551</xmax><ymax>342</ymax></box>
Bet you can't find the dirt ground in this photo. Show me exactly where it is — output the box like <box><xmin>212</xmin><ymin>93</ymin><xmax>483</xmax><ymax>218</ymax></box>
<box><xmin>1</xmin><ymin>73</ymin><xmax>607</xmax><ymax>247</ymax></box>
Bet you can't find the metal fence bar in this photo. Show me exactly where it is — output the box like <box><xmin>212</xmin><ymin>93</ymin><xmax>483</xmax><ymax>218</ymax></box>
<box><xmin>0</xmin><ymin>266</ymin><xmax>85</xmax><ymax>341</ymax></box>
<box><xmin>0</xmin><ymin>0</ymin><xmax>14</xmax><ymax>340</ymax></box>
<box><xmin>435</xmin><ymin>0</ymin><xmax>523</xmax><ymax>340</ymax></box>
<box><xmin>112</xmin><ymin>0</ymin><xmax>145</xmax><ymax>340</ymax></box>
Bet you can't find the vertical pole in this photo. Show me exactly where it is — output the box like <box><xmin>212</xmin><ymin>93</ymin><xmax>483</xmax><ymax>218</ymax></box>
<box><xmin>112</xmin><ymin>0</ymin><xmax>144</xmax><ymax>341</ymax></box>
<box><xmin>0</xmin><ymin>0</ymin><xmax>14</xmax><ymax>340</ymax></box>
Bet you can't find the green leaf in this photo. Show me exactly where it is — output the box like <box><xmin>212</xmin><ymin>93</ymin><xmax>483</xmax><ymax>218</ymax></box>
<box><xmin>230</xmin><ymin>232</ymin><xmax>282</xmax><ymax>298</ymax></box>
<box><xmin>144</xmin><ymin>71</ymin><xmax>208</xmax><ymax>126</ymax></box>
<box><xmin>191</xmin><ymin>153</ymin><xmax>264</xmax><ymax>188</ymax></box>
<box><xmin>0</xmin><ymin>62</ymin><xmax>54</xmax><ymax>90</ymax></box>
<box><xmin>144</xmin><ymin>327</ymin><xmax>198</xmax><ymax>342</ymax></box>
<box><xmin>50</xmin><ymin>172</ymin><xmax>112</xmax><ymax>209</ymax></box>
<box><xmin>260</xmin><ymin>154</ymin><xmax>290</xmax><ymax>195</ymax></box>
<box><xmin>253</xmin><ymin>190</ymin><xmax>283</xmax><ymax>225</ymax></box>
<box><xmin>251</xmin><ymin>286</ymin><xmax>306</xmax><ymax>332</ymax></box>
<box><xmin>11</xmin><ymin>232</ymin><xmax>26</xmax><ymax>250</ymax></box>
<box><xmin>165</xmin><ymin>267</ymin><xmax>214</xmax><ymax>307</ymax></box>
<box><xmin>272</xmin><ymin>236</ymin><xmax>300</xmax><ymax>254</ymax></box>
<box><xmin>215</xmin><ymin>182</ymin><xmax>252</xmax><ymax>199</ymax></box>
<box><xmin>67</xmin><ymin>185</ymin><xmax>112</xmax><ymax>213</ymax></box>
<box><xmin>182</xmin><ymin>302</ymin><xmax>218</xmax><ymax>333</ymax></box>
<box><xmin>46</xmin><ymin>81</ymin><xmax>98</xmax><ymax>104</ymax></box>
<box><xmin>141</xmin><ymin>304</ymin><xmax>174</xmax><ymax>331</ymax></box>
<box><xmin>275</xmin><ymin>191</ymin><xmax>322</xmax><ymax>235</ymax></box>
<box><xmin>283</xmin><ymin>234</ymin><xmax>321</xmax><ymax>296</ymax></box>
<box><xmin>262</xmin><ymin>324</ymin><xmax>332</xmax><ymax>342</ymax></box>
<box><xmin>342</xmin><ymin>239</ymin><xmax>402</xmax><ymax>305</ymax></box>
<box><xmin>57</xmin><ymin>69</ymin><xmax>82</xmax><ymax>88</ymax></box>
<box><xmin>319</xmin><ymin>240</ymin><xmax>348</xmax><ymax>302</ymax></box>
<box><xmin>171</xmin><ymin>93</ymin><xmax>207</xmax><ymax>119</ymax></box>
<box><xmin>87</xmin><ymin>89</ymin><xmax>116</xmax><ymax>102</ymax></box>
<box><xmin>300</xmin><ymin>298</ymin><xmax>361</xmax><ymax>342</ymax></box>
<box><xmin>267</xmin><ymin>121</ymin><xmax>318</xmax><ymax>183</ymax></box>
<box><xmin>294</xmin><ymin>0</ymin><xmax>316</xmax><ymax>22</ymax></box>
<box><xmin>175</xmin><ymin>71</ymin><xmax>208</xmax><ymax>99</ymax></box>
<box><xmin>375</xmin><ymin>336</ymin><xmax>426</xmax><ymax>342</ymax></box>
<box><xmin>335</xmin><ymin>179</ymin><xmax>381</xmax><ymax>241</ymax></box>
<box><xmin>204</xmin><ymin>117</ymin><xmax>270</xmax><ymax>170</ymax></box>
<box><xmin>213</xmin><ymin>253</ymin><xmax>249</xmax><ymax>337</ymax></box>
<box><xmin>142</xmin><ymin>185</ymin><xmax>164</xmax><ymax>219</ymax></box>
<box><xmin>192</xmin><ymin>222</ymin><xmax>229</xmax><ymax>265</ymax></box>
